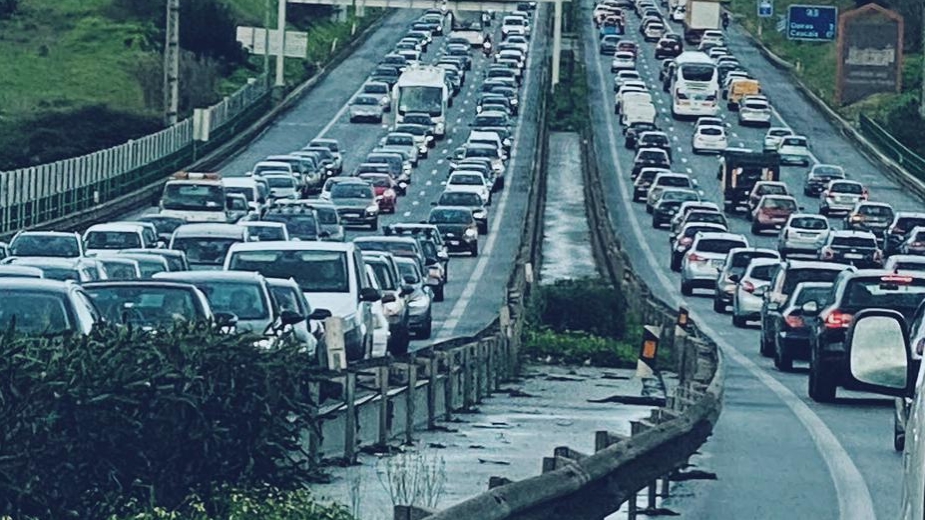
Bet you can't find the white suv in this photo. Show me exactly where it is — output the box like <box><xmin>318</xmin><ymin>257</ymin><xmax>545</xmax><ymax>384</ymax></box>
<box><xmin>680</xmin><ymin>232</ymin><xmax>749</xmax><ymax>296</ymax></box>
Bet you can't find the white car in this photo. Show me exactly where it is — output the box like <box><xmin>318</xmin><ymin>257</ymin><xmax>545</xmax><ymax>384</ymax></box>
<box><xmin>700</xmin><ymin>30</ymin><xmax>725</xmax><ymax>46</ymax></box>
<box><xmin>695</xmin><ymin>116</ymin><xmax>726</xmax><ymax>131</ymax></box>
<box><xmin>615</xmin><ymin>90</ymin><xmax>652</xmax><ymax>115</ymax></box>
<box><xmin>819</xmin><ymin>180</ymin><xmax>867</xmax><ymax>215</ymax></box>
<box><xmin>738</xmin><ymin>97</ymin><xmax>772</xmax><ymax>126</ymax></box>
<box><xmin>446</xmin><ymin>172</ymin><xmax>492</xmax><ymax>204</ymax></box>
<box><xmin>777</xmin><ymin>135</ymin><xmax>812</xmax><ymax>166</ymax></box>
<box><xmin>501</xmin><ymin>15</ymin><xmax>529</xmax><ymax>38</ymax></box>
<box><xmin>671</xmin><ymin>6</ymin><xmax>685</xmax><ymax>21</ymax></box>
<box><xmin>764</xmin><ymin>127</ymin><xmax>794</xmax><ymax>151</ymax></box>
<box><xmin>692</xmin><ymin>125</ymin><xmax>728</xmax><ymax>154</ymax></box>
<box><xmin>642</xmin><ymin>21</ymin><xmax>665</xmax><ymax>41</ymax></box>
<box><xmin>610</xmin><ymin>51</ymin><xmax>636</xmax><ymax>72</ymax></box>
<box><xmin>613</xmin><ymin>69</ymin><xmax>642</xmax><ymax>91</ymax></box>
<box><xmin>83</xmin><ymin>223</ymin><xmax>156</xmax><ymax>256</ymax></box>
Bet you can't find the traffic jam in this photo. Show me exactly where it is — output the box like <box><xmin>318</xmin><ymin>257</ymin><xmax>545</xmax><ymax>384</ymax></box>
<box><xmin>0</xmin><ymin>6</ymin><xmax>534</xmax><ymax>366</ymax></box>
<box><xmin>594</xmin><ymin>0</ymin><xmax>925</xmax><ymax>475</ymax></box>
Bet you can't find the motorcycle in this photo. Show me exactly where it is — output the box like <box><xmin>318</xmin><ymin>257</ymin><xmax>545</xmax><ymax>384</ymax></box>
<box><xmin>482</xmin><ymin>40</ymin><xmax>492</xmax><ymax>57</ymax></box>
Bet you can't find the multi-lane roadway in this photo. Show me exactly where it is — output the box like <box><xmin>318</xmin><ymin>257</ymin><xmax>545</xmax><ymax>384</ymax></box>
<box><xmin>129</xmin><ymin>8</ymin><xmax>548</xmax><ymax>348</ymax></box>
<box><xmin>583</xmin><ymin>1</ymin><xmax>919</xmax><ymax>517</ymax></box>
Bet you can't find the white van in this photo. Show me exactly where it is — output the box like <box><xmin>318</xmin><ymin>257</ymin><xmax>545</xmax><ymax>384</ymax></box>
<box><xmin>621</xmin><ymin>101</ymin><xmax>657</xmax><ymax>127</ymax></box>
<box><xmin>169</xmin><ymin>223</ymin><xmax>247</xmax><ymax>270</ymax></box>
<box><xmin>223</xmin><ymin>241</ymin><xmax>382</xmax><ymax>362</ymax></box>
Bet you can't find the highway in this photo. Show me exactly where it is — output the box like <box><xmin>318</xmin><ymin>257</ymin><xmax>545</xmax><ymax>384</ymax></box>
<box><xmin>130</xmin><ymin>8</ymin><xmax>548</xmax><ymax>349</ymax></box>
<box><xmin>582</xmin><ymin>2</ymin><xmax>916</xmax><ymax>518</ymax></box>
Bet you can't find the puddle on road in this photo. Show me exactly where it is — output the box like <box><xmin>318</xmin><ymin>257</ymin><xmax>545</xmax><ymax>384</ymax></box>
<box><xmin>311</xmin><ymin>364</ymin><xmax>659</xmax><ymax>520</ymax></box>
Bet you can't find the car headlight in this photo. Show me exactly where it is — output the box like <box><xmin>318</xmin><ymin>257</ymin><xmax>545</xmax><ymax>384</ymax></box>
<box><xmin>435</xmin><ymin>122</ymin><xmax>445</xmax><ymax>134</ymax></box>
<box><xmin>419</xmin><ymin>144</ymin><xmax>428</xmax><ymax>153</ymax></box>
<box><xmin>473</xmin><ymin>209</ymin><xmax>487</xmax><ymax>218</ymax></box>
<box><xmin>384</xmin><ymin>188</ymin><xmax>396</xmax><ymax>198</ymax></box>
<box><xmin>408</xmin><ymin>295</ymin><xmax>430</xmax><ymax>308</ymax></box>
<box><xmin>503</xmin><ymin>138</ymin><xmax>512</xmax><ymax>147</ymax></box>
<box><xmin>465</xmin><ymin>227</ymin><xmax>478</xmax><ymax>238</ymax></box>
<box><xmin>366</xmin><ymin>204</ymin><xmax>380</xmax><ymax>214</ymax></box>
<box><xmin>383</xmin><ymin>300</ymin><xmax>403</xmax><ymax>317</ymax></box>
<box><xmin>426</xmin><ymin>135</ymin><xmax>434</xmax><ymax>142</ymax></box>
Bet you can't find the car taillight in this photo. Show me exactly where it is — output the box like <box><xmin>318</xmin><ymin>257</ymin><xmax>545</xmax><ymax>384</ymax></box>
<box><xmin>680</xmin><ymin>237</ymin><xmax>692</xmax><ymax>245</ymax></box>
<box><xmin>742</xmin><ymin>281</ymin><xmax>755</xmax><ymax>293</ymax></box>
<box><xmin>822</xmin><ymin>247</ymin><xmax>834</xmax><ymax>259</ymax></box>
<box><xmin>822</xmin><ymin>191</ymin><xmax>830</xmax><ymax>199</ymax></box>
<box><xmin>917</xmin><ymin>338</ymin><xmax>925</xmax><ymax>356</ymax></box>
<box><xmin>687</xmin><ymin>252</ymin><xmax>705</xmax><ymax>262</ymax></box>
<box><xmin>384</xmin><ymin>189</ymin><xmax>396</xmax><ymax>198</ymax></box>
<box><xmin>892</xmin><ymin>228</ymin><xmax>905</xmax><ymax>235</ymax></box>
<box><xmin>784</xmin><ymin>315</ymin><xmax>804</xmax><ymax>328</ymax></box>
<box><xmin>823</xmin><ymin>310</ymin><xmax>853</xmax><ymax>329</ymax></box>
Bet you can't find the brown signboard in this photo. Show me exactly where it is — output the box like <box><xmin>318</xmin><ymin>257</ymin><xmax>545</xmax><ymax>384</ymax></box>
<box><xmin>835</xmin><ymin>3</ymin><xmax>903</xmax><ymax>106</ymax></box>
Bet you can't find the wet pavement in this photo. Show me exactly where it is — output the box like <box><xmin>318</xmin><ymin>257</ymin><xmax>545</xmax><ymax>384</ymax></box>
<box><xmin>540</xmin><ymin>132</ymin><xmax>598</xmax><ymax>283</ymax></box>
<box><xmin>311</xmin><ymin>364</ymin><xmax>665</xmax><ymax>520</ymax></box>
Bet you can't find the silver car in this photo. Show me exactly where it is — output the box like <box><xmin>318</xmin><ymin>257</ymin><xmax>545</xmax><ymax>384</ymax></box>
<box><xmin>777</xmin><ymin>214</ymin><xmax>830</xmax><ymax>258</ymax></box>
<box><xmin>819</xmin><ymin>179</ymin><xmax>867</xmax><ymax>215</ymax></box>
<box><xmin>738</xmin><ymin>97</ymin><xmax>772</xmax><ymax>127</ymax></box>
<box><xmin>680</xmin><ymin>232</ymin><xmax>749</xmax><ymax>296</ymax></box>
<box><xmin>349</xmin><ymin>94</ymin><xmax>385</xmax><ymax>123</ymax></box>
<box><xmin>713</xmin><ymin>247</ymin><xmax>780</xmax><ymax>313</ymax></box>
<box><xmin>731</xmin><ymin>258</ymin><xmax>780</xmax><ymax>327</ymax></box>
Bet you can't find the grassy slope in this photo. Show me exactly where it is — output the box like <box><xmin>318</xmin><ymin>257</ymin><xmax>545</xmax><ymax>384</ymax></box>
<box><xmin>728</xmin><ymin>0</ymin><xmax>921</xmax><ymax>120</ymax></box>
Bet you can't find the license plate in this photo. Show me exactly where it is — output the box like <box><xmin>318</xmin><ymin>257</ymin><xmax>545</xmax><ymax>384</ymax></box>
<box><xmin>798</xmin><ymin>232</ymin><xmax>816</xmax><ymax>238</ymax></box>
<box><xmin>711</xmin><ymin>259</ymin><xmax>724</xmax><ymax>268</ymax></box>
<box><xmin>845</xmin><ymin>253</ymin><xmax>863</xmax><ymax>259</ymax></box>
<box><xmin>449</xmin><ymin>240</ymin><xmax>460</xmax><ymax>245</ymax></box>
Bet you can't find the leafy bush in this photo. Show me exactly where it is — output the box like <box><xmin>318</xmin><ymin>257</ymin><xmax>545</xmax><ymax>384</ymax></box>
<box><xmin>0</xmin><ymin>323</ymin><xmax>323</xmax><ymax>519</ymax></box>
<box><xmin>528</xmin><ymin>277</ymin><xmax>626</xmax><ymax>339</ymax></box>
<box><xmin>523</xmin><ymin>328</ymin><xmax>639</xmax><ymax>368</ymax></box>
<box><xmin>109</xmin><ymin>486</ymin><xmax>354</xmax><ymax>520</ymax></box>
<box><xmin>0</xmin><ymin>0</ymin><xmax>18</xmax><ymax>19</ymax></box>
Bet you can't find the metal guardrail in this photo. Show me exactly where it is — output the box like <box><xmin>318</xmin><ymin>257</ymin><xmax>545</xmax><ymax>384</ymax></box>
<box><xmin>0</xmin><ymin>74</ymin><xmax>270</xmax><ymax>236</ymax></box>
<box><xmin>858</xmin><ymin>114</ymin><xmax>925</xmax><ymax>181</ymax></box>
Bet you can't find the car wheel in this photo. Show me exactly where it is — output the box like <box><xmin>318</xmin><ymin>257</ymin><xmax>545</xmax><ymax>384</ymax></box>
<box><xmin>819</xmin><ymin>206</ymin><xmax>828</xmax><ymax>216</ymax></box>
<box><xmin>732</xmin><ymin>313</ymin><xmax>747</xmax><ymax>328</ymax></box>
<box><xmin>713</xmin><ymin>297</ymin><xmax>725</xmax><ymax>313</ymax></box>
<box><xmin>434</xmin><ymin>284</ymin><xmax>445</xmax><ymax>302</ymax></box>
<box><xmin>895</xmin><ymin>415</ymin><xmax>906</xmax><ymax>452</ymax></box>
<box><xmin>680</xmin><ymin>280</ymin><xmax>693</xmax><ymax>296</ymax></box>
<box><xmin>646</xmin><ymin>204</ymin><xmax>653</xmax><ymax>214</ymax></box>
<box><xmin>370</xmin><ymin>219</ymin><xmax>378</xmax><ymax>231</ymax></box>
<box><xmin>471</xmin><ymin>243</ymin><xmax>479</xmax><ymax>257</ymax></box>
<box><xmin>651</xmin><ymin>218</ymin><xmax>660</xmax><ymax>228</ymax></box>
<box><xmin>750</xmin><ymin>222</ymin><xmax>761</xmax><ymax>235</ymax></box>
<box><xmin>808</xmin><ymin>354</ymin><xmax>837</xmax><ymax>402</ymax></box>
<box><xmin>418</xmin><ymin>319</ymin><xmax>433</xmax><ymax>339</ymax></box>
<box><xmin>478</xmin><ymin>222</ymin><xmax>488</xmax><ymax>235</ymax></box>
<box><xmin>758</xmin><ymin>327</ymin><xmax>774</xmax><ymax>356</ymax></box>
<box><xmin>670</xmin><ymin>253</ymin><xmax>682</xmax><ymax>272</ymax></box>
<box><xmin>774</xmin><ymin>340</ymin><xmax>793</xmax><ymax>372</ymax></box>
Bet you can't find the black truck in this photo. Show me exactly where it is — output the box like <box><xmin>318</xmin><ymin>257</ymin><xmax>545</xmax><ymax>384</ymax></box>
<box><xmin>718</xmin><ymin>150</ymin><xmax>780</xmax><ymax>214</ymax></box>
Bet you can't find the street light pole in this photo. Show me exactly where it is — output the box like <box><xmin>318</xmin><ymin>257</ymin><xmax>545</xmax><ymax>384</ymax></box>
<box><xmin>275</xmin><ymin>0</ymin><xmax>287</xmax><ymax>87</ymax></box>
<box><xmin>164</xmin><ymin>0</ymin><xmax>180</xmax><ymax>126</ymax></box>
<box><xmin>264</xmin><ymin>0</ymin><xmax>271</xmax><ymax>88</ymax></box>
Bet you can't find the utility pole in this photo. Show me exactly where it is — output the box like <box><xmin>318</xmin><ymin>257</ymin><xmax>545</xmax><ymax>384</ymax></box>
<box><xmin>264</xmin><ymin>0</ymin><xmax>271</xmax><ymax>89</ymax></box>
<box><xmin>275</xmin><ymin>0</ymin><xmax>287</xmax><ymax>87</ymax></box>
<box><xmin>164</xmin><ymin>0</ymin><xmax>180</xmax><ymax>126</ymax></box>
<box><xmin>920</xmin><ymin>16</ymin><xmax>925</xmax><ymax>118</ymax></box>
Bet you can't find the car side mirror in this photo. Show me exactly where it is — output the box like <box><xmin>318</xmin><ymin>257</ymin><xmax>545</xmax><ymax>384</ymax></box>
<box><xmin>753</xmin><ymin>285</ymin><xmax>768</xmax><ymax>297</ymax></box>
<box><xmin>309</xmin><ymin>308</ymin><xmax>333</xmax><ymax>321</ymax></box>
<box><xmin>728</xmin><ymin>273</ymin><xmax>741</xmax><ymax>283</ymax></box>
<box><xmin>319</xmin><ymin>231</ymin><xmax>330</xmax><ymax>238</ymax></box>
<box><xmin>431</xmin><ymin>201</ymin><xmax>438</xmax><ymax>206</ymax></box>
<box><xmin>801</xmin><ymin>301</ymin><xmax>819</xmax><ymax>316</ymax></box>
<box><xmin>400</xmin><ymin>284</ymin><xmax>415</xmax><ymax>296</ymax></box>
<box><xmin>437</xmin><ymin>250</ymin><xmax>449</xmax><ymax>260</ymax></box>
<box><xmin>280</xmin><ymin>310</ymin><xmax>306</xmax><ymax>326</ymax></box>
<box><xmin>381</xmin><ymin>293</ymin><xmax>397</xmax><ymax>304</ymax></box>
<box><xmin>404</xmin><ymin>275</ymin><xmax>417</xmax><ymax>284</ymax></box>
<box><xmin>214</xmin><ymin>312</ymin><xmax>238</xmax><ymax>328</ymax></box>
<box><xmin>845</xmin><ymin>309</ymin><xmax>913</xmax><ymax>397</ymax></box>
<box><xmin>766</xmin><ymin>301</ymin><xmax>780</xmax><ymax>312</ymax></box>
<box><xmin>360</xmin><ymin>287</ymin><xmax>382</xmax><ymax>302</ymax></box>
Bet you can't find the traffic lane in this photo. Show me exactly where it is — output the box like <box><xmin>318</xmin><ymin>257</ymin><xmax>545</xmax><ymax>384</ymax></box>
<box><xmin>324</xmin><ymin>8</ymin><xmax>547</xmax><ymax>342</ymax></box>
<box><xmin>585</xmin><ymin>8</ymin><xmax>898</xmax><ymax>519</ymax></box>
<box><xmin>218</xmin><ymin>9</ymin><xmax>421</xmax><ymax>178</ymax></box>
<box><xmin>723</xmin><ymin>25</ymin><xmax>921</xmax><ymax>209</ymax></box>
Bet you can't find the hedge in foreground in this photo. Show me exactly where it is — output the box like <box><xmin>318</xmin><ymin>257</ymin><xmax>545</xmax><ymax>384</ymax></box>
<box><xmin>0</xmin><ymin>323</ymin><xmax>322</xmax><ymax>519</ymax></box>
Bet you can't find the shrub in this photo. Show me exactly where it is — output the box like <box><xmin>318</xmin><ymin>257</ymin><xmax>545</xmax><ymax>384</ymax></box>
<box><xmin>528</xmin><ymin>277</ymin><xmax>626</xmax><ymax>339</ymax></box>
<box><xmin>523</xmin><ymin>328</ymin><xmax>639</xmax><ymax>368</ymax></box>
<box><xmin>0</xmin><ymin>0</ymin><xmax>18</xmax><ymax>20</ymax></box>
<box><xmin>0</xmin><ymin>323</ymin><xmax>323</xmax><ymax>519</ymax></box>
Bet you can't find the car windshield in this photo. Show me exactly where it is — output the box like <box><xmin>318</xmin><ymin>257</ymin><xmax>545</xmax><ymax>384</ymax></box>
<box><xmin>791</xmin><ymin>217</ymin><xmax>828</xmax><ymax>230</ymax></box>
<box><xmin>659</xmin><ymin>177</ymin><xmax>690</xmax><ymax>187</ymax></box>
<box><xmin>266</xmin><ymin>177</ymin><xmax>295</xmax><ymax>188</ymax></box>
<box><xmin>843</xmin><ymin>276</ymin><xmax>925</xmax><ymax>310</ymax></box>
<box><xmin>748</xmin><ymin>264</ymin><xmax>777</xmax><ymax>281</ymax></box>
<box><xmin>698</xmin><ymin>239</ymin><xmax>746</xmax><ymax>254</ymax></box>
<box><xmin>270</xmin><ymin>286</ymin><xmax>307</xmax><ymax>315</ymax></box>
<box><xmin>465</xmin><ymin>147</ymin><xmax>496</xmax><ymax>158</ymax></box>
<box><xmin>783</xmin><ymin>138</ymin><xmax>806</xmax><ymax>147</ymax></box>
<box><xmin>87</xmin><ymin>286</ymin><xmax>199</xmax><ymax>327</ymax></box>
<box><xmin>227</xmin><ymin>250</ymin><xmax>349</xmax><ymax>293</ymax></box>
<box><xmin>662</xmin><ymin>191</ymin><xmax>698</xmax><ymax>202</ymax></box>
<box><xmin>161</xmin><ymin>183</ymin><xmax>225</xmax><ymax>211</ymax></box>
<box><xmin>396</xmin><ymin>260</ymin><xmax>421</xmax><ymax>284</ymax></box>
<box><xmin>386</xmin><ymin>135</ymin><xmax>414</xmax><ymax>146</ymax></box>
<box><xmin>642</xmin><ymin>135</ymin><xmax>668</xmax><ymax>145</ymax></box>
<box><xmin>896</xmin><ymin>218</ymin><xmax>925</xmax><ymax>232</ymax></box>
<box><xmin>364</xmin><ymin>83</ymin><xmax>388</xmax><ymax>94</ymax></box>
<box><xmin>141</xmin><ymin>217</ymin><xmax>185</xmax><ymax>235</ymax></box>
<box><xmin>190</xmin><ymin>281</ymin><xmax>268</xmax><ymax>320</ymax></box>
<box><xmin>639</xmin><ymin>150</ymin><xmax>667</xmax><ymax>161</ymax></box>
<box><xmin>440</xmin><ymin>192</ymin><xmax>482</xmax><ymax>206</ymax></box>
<box><xmin>451</xmin><ymin>174</ymin><xmax>484</xmax><ymax>186</ymax></box>
<box><xmin>356</xmin><ymin>241</ymin><xmax>418</xmax><ymax>259</ymax></box>
<box><xmin>690</xmin><ymin>213</ymin><xmax>725</xmax><ymax>225</ymax></box>
<box><xmin>680</xmin><ymin>64</ymin><xmax>715</xmax><ymax>81</ymax></box>
<box><xmin>10</xmin><ymin>235</ymin><xmax>80</xmax><ymax>257</ymax></box>
<box><xmin>331</xmin><ymin>184</ymin><xmax>373</xmax><ymax>200</ymax></box>
<box><xmin>314</xmin><ymin>207</ymin><xmax>339</xmax><ymax>225</ymax></box>
<box><xmin>831</xmin><ymin>183</ymin><xmax>862</xmax><ymax>194</ymax></box>
<box><xmin>171</xmin><ymin>237</ymin><xmax>240</xmax><ymax>266</ymax></box>
<box><xmin>430</xmin><ymin>209</ymin><xmax>471</xmax><ymax>224</ymax></box>
<box><xmin>831</xmin><ymin>236</ymin><xmax>876</xmax><ymax>248</ymax></box>
<box><xmin>85</xmin><ymin>231</ymin><xmax>141</xmax><ymax>250</ymax></box>
<box><xmin>397</xmin><ymin>125</ymin><xmax>427</xmax><ymax>136</ymax></box>
<box><xmin>397</xmin><ymin>86</ymin><xmax>443</xmax><ymax>116</ymax></box>
<box><xmin>263</xmin><ymin>214</ymin><xmax>319</xmax><ymax>240</ymax></box>
<box><xmin>354</xmin><ymin>96</ymin><xmax>379</xmax><ymax>106</ymax></box>
<box><xmin>246</xmin><ymin>225</ymin><xmax>287</xmax><ymax>241</ymax></box>
<box><xmin>368</xmin><ymin>261</ymin><xmax>398</xmax><ymax>290</ymax></box>
<box><xmin>360</xmin><ymin>175</ymin><xmax>393</xmax><ymax>188</ymax></box>
<box><xmin>475</xmin><ymin>115</ymin><xmax>508</xmax><ymax>127</ymax></box>
<box><xmin>0</xmin><ymin>291</ymin><xmax>72</xmax><ymax>335</ymax></box>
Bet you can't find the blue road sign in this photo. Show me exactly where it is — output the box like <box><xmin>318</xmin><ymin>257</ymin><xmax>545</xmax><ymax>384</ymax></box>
<box><xmin>787</xmin><ymin>4</ymin><xmax>837</xmax><ymax>41</ymax></box>
<box><xmin>758</xmin><ymin>0</ymin><xmax>773</xmax><ymax>18</ymax></box>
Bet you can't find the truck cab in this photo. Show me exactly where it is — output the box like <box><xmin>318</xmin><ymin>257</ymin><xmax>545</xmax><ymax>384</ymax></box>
<box><xmin>719</xmin><ymin>150</ymin><xmax>780</xmax><ymax>214</ymax></box>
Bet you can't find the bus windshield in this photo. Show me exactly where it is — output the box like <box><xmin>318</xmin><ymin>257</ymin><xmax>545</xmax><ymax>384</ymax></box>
<box><xmin>162</xmin><ymin>183</ymin><xmax>225</xmax><ymax>211</ymax></box>
<box><xmin>680</xmin><ymin>64</ymin><xmax>716</xmax><ymax>82</ymax></box>
<box><xmin>399</xmin><ymin>86</ymin><xmax>444</xmax><ymax>116</ymax></box>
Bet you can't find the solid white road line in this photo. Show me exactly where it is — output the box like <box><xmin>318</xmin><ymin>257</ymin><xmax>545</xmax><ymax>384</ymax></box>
<box><xmin>589</xmin><ymin>31</ymin><xmax>876</xmax><ymax>520</ymax></box>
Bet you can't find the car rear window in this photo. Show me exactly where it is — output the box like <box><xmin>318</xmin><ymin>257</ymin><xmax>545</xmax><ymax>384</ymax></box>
<box><xmin>896</xmin><ymin>218</ymin><xmax>925</xmax><ymax>232</ymax></box>
<box><xmin>698</xmin><ymin>239</ymin><xmax>746</xmax><ymax>254</ymax></box>
<box><xmin>782</xmin><ymin>268</ymin><xmax>843</xmax><ymax>294</ymax></box>
<box><xmin>794</xmin><ymin>285</ymin><xmax>833</xmax><ymax>306</ymax></box>
<box><xmin>859</xmin><ymin>205</ymin><xmax>893</xmax><ymax>216</ymax></box>
<box><xmin>757</xmin><ymin>184</ymin><xmax>786</xmax><ymax>195</ymax></box>
<box><xmin>791</xmin><ymin>217</ymin><xmax>827</xmax><ymax>230</ymax></box>
<box><xmin>732</xmin><ymin>251</ymin><xmax>778</xmax><ymax>268</ymax></box>
<box><xmin>659</xmin><ymin>177</ymin><xmax>690</xmax><ymax>187</ymax></box>
<box><xmin>761</xmin><ymin>198</ymin><xmax>797</xmax><ymax>210</ymax></box>
<box><xmin>831</xmin><ymin>236</ymin><xmax>876</xmax><ymax>248</ymax></box>
<box><xmin>831</xmin><ymin>183</ymin><xmax>862</xmax><ymax>194</ymax></box>
<box><xmin>843</xmin><ymin>276</ymin><xmax>925</xmax><ymax>310</ymax></box>
<box><xmin>700</xmin><ymin>127</ymin><xmax>723</xmax><ymax>136</ymax></box>
<box><xmin>749</xmin><ymin>264</ymin><xmax>777</xmax><ymax>281</ymax></box>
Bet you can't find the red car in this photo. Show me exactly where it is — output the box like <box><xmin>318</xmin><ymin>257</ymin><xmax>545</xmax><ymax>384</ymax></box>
<box><xmin>359</xmin><ymin>173</ymin><xmax>398</xmax><ymax>213</ymax></box>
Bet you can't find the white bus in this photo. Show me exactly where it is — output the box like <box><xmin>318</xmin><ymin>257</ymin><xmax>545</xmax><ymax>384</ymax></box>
<box><xmin>393</xmin><ymin>66</ymin><xmax>449</xmax><ymax>139</ymax></box>
<box><xmin>670</xmin><ymin>51</ymin><xmax>719</xmax><ymax>119</ymax></box>
<box><xmin>159</xmin><ymin>172</ymin><xmax>230</xmax><ymax>223</ymax></box>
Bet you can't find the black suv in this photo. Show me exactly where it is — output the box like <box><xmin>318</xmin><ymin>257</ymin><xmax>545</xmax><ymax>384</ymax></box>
<box><xmin>805</xmin><ymin>270</ymin><xmax>925</xmax><ymax>402</ymax></box>
<box><xmin>818</xmin><ymin>230</ymin><xmax>883</xmax><ymax>268</ymax></box>
<box><xmin>759</xmin><ymin>260</ymin><xmax>848</xmax><ymax>358</ymax></box>
<box><xmin>624</xmin><ymin>122</ymin><xmax>660</xmax><ymax>149</ymax></box>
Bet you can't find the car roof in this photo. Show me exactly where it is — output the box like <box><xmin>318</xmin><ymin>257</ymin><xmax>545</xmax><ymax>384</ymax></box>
<box><xmin>240</xmin><ymin>220</ymin><xmax>287</xmax><ymax>228</ymax></box>
<box><xmin>694</xmin><ymin>232</ymin><xmax>748</xmax><ymax>242</ymax></box>
<box><xmin>172</xmin><ymin>223</ymin><xmax>247</xmax><ymax>238</ymax></box>
<box><xmin>0</xmin><ymin>278</ymin><xmax>75</xmax><ymax>292</ymax></box>
<box><xmin>155</xmin><ymin>270</ymin><xmax>266</xmax><ymax>283</ymax></box>
<box><xmin>83</xmin><ymin>280</ymin><xmax>199</xmax><ymax>291</ymax></box>
<box><xmin>85</xmin><ymin>223</ymin><xmax>145</xmax><ymax>233</ymax></box>
<box><xmin>228</xmin><ymin>240</ymin><xmax>355</xmax><ymax>253</ymax></box>
<box><xmin>729</xmin><ymin>246</ymin><xmax>779</xmax><ymax>256</ymax></box>
<box><xmin>783</xmin><ymin>259</ymin><xmax>849</xmax><ymax>270</ymax></box>
<box><xmin>354</xmin><ymin>236</ymin><xmax>419</xmax><ymax>245</ymax></box>
<box><xmin>828</xmin><ymin>229</ymin><xmax>877</xmax><ymax>238</ymax></box>
<box><xmin>14</xmin><ymin>231</ymin><xmax>78</xmax><ymax>238</ymax></box>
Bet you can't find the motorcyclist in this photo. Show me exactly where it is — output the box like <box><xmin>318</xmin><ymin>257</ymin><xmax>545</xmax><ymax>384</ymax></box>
<box><xmin>482</xmin><ymin>34</ymin><xmax>492</xmax><ymax>57</ymax></box>
<box><xmin>721</xmin><ymin>12</ymin><xmax>730</xmax><ymax>29</ymax></box>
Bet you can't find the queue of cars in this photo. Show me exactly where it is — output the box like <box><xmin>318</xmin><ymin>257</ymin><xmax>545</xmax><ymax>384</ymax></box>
<box><xmin>0</xmin><ymin>7</ymin><xmax>530</xmax><ymax>369</ymax></box>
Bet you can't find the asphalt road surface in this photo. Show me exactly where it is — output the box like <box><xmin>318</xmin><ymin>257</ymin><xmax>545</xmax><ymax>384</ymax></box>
<box><xmin>582</xmin><ymin>1</ymin><xmax>919</xmax><ymax>518</ymax></box>
<box><xmin>126</xmin><ymin>8</ymin><xmax>549</xmax><ymax>350</ymax></box>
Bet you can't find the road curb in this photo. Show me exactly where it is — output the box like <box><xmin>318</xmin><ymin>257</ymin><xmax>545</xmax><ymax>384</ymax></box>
<box><xmin>735</xmin><ymin>24</ymin><xmax>925</xmax><ymax>202</ymax></box>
